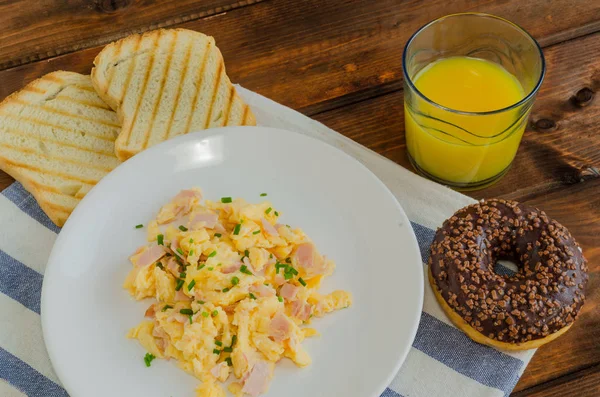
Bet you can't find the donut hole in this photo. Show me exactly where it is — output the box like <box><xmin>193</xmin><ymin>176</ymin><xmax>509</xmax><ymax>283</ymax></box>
<box><xmin>494</xmin><ymin>258</ymin><xmax>519</xmax><ymax>277</ymax></box>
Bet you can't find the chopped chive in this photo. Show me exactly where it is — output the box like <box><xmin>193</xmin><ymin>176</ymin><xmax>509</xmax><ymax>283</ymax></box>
<box><xmin>144</xmin><ymin>353</ymin><xmax>156</xmax><ymax>367</ymax></box>
<box><xmin>208</xmin><ymin>251</ymin><xmax>217</xmax><ymax>258</ymax></box>
<box><xmin>253</xmin><ymin>230</ymin><xmax>260</xmax><ymax>235</ymax></box>
<box><xmin>249</xmin><ymin>293</ymin><xmax>257</xmax><ymax>300</ymax></box>
<box><xmin>175</xmin><ymin>279</ymin><xmax>185</xmax><ymax>291</ymax></box>
<box><xmin>284</xmin><ymin>272</ymin><xmax>294</xmax><ymax>280</ymax></box>
<box><xmin>189</xmin><ymin>315</ymin><xmax>193</xmax><ymax>324</ymax></box>
<box><xmin>260</xmin><ymin>193</ymin><xmax>267</xmax><ymax>197</ymax></box>
<box><xmin>162</xmin><ymin>305</ymin><xmax>173</xmax><ymax>312</ymax></box>
<box><xmin>211</xmin><ymin>310</ymin><xmax>218</xmax><ymax>317</ymax></box>
<box><xmin>180</xmin><ymin>272</ymin><xmax>187</xmax><ymax>278</ymax></box>
<box><xmin>231</xmin><ymin>276</ymin><xmax>240</xmax><ymax>286</ymax></box>
<box><xmin>269</xmin><ymin>253</ymin><xmax>273</xmax><ymax>259</ymax></box>
<box><xmin>213</xmin><ymin>349</ymin><xmax>221</xmax><ymax>355</ymax></box>
<box><xmin>231</xmin><ymin>335</ymin><xmax>237</xmax><ymax>346</ymax></box>
<box><xmin>244</xmin><ymin>249</ymin><xmax>249</xmax><ymax>257</ymax></box>
<box><xmin>275</xmin><ymin>263</ymin><xmax>286</xmax><ymax>274</ymax></box>
<box><xmin>187</xmin><ymin>280</ymin><xmax>196</xmax><ymax>291</ymax></box>
<box><xmin>298</xmin><ymin>278</ymin><xmax>307</xmax><ymax>287</ymax></box>
<box><xmin>222</xmin><ymin>287</ymin><xmax>230</xmax><ymax>293</ymax></box>
<box><xmin>176</xmin><ymin>248</ymin><xmax>184</xmax><ymax>256</ymax></box>
<box><xmin>214</xmin><ymin>233</ymin><xmax>222</xmax><ymax>238</ymax></box>
<box><xmin>221</xmin><ymin>197</ymin><xmax>232</xmax><ymax>203</ymax></box>
<box><xmin>179</xmin><ymin>225</ymin><xmax>188</xmax><ymax>231</ymax></box>
<box><xmin>285</xmin><ymin>257</ymin><xmax>291</xmax><ymax>263</ymax></box>
<box><xmin>135</xmin><ymin>224</ymin><xmax>143</xmax><ymax>229</ymax></box>
<box><xmin>202</xmin><ymin>312</ymin><xmax>209</xmax><ymax>318</ymax></box>
<box><xmin>197</xmin><ymin>300</ymin><xmax>205</xmax><ymax>304</ymax></box>
<box><xmin>180</xmin><ymin>308</ymin><xmax>193</xmax><ymax>315</ymax></box>
<box><xmin>197</xmin><ymin>264</ymin><xmax>205</xmax><ymax>270</ymax></box>
<box><xmin>225</xmin><ymin>357</ymin><xmax>233</xmax><ymax>366</ymax></box>
<box><xmin>233</xmin><ymin>224</ymin><xmax>241</xmax><ymax>235</ymax></box>
<box><xmin>278</xmin><ymin>296</ymin><xmax>283</xmax><ymax>302</ymax></box>
<box><xmin>215</xmin><ymin>340</ymin><xmax>223</xmax><ymax>346</ymax></box>
<box><xmin>157</xmin><ymin>234</ymin><xmax>164</xmax><ymax>245</ymax></box>
<box><xmin>265</xmin><ymin>207</ymin><xmax>272</xmax><ymax>214</ymax></box>
<box><xmin>208</xmin><ymin>267</ymin><xmax>214</xmax><ymax>271</ymax></box>
<box><xmin>156</xmin><ymin>262</ymin><xmax>164</xmax><ymax>270</ymax></box>
<box><xmin>240</xmin><ymin>265</ymin><xmax>253</xmax><ymax>275</ymax></box>
<box><xmin>223</xmin><ymin>346</ymin><xmax>233</xmax><ymax>353</ymax></box>
<box><xmin>189</xmin><ymin>238</ymin><xmax>194</xmax><ymax>243</ymax></box>
<box><xmin>274</xmin><ymin>211</ymin><xmax>279</xmax><ymax>216</ymax></box>
<box><xmin>290</xmin><ymin>267</ymin><xmax>299</xmax><ymax>275</ymax></box>
<box><xmin>189</xmin><ymin>249</ymin><xmax>194</xmax><ymax>256</ymax></box>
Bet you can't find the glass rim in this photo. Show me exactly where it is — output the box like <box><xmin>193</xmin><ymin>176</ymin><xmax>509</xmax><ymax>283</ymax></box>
<box><xmin>402</xmin><ymin>12</ymin><xmax>546</xmax><ymax>116</ymax></box>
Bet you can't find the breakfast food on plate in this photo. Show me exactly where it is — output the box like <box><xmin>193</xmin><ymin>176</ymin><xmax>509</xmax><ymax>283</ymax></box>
<box><xmin>0</xmin><ymin>71</ymin><xmax>121</xmax><ymax>226</ymax></box>
<box><xmin>91</xmin><ymin>28</ymin><xmax>257</xmax><ymax>161</ymax></box>
<box><xmin>124</xmin><ymin>189</ymin><xmax>352</xmax><ymax>396</ymax></box>
<box><xmin>429</xmin><ymin>199</ymin><xmax>588</xmax><ymax>350</ymax></box>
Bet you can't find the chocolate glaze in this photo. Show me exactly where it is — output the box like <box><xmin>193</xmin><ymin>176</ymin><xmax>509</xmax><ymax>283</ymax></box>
<box><xmin>429</xmin><ymin>199</ymin><xmax>588</xmax><ymax>343</ymax></box>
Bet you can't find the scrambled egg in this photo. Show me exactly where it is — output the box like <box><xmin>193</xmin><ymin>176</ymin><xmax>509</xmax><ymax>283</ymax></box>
<box><xmin>124</xmin><ymin>188</ymin><xmax>352</xmax><ymax>396</ymax></box>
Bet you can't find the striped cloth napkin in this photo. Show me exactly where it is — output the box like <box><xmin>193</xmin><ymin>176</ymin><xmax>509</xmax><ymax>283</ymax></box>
<box><xmin>0</xmin><ymin>87</ymin><xmax>535</xmax><ymax>397</ymax></box>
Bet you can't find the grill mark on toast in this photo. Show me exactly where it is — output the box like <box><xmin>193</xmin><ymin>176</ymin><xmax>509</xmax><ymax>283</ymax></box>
<box><xmin>78</xmin><ymin>86</ymin><xmax>97</xmax><ymax>93</ymax></box>
<box><xmin>126</xmin><ymin>32</ymin><xmax>160</xmax><ymax>148</ymax></box>
<box><xmin>0</xmin><ymin>112</ymin><xmax>118</xmax><ymax>142</ymax></box>
<box><xmin>21</xmin><ymin>86</ymin><xmax>46</xmax><ymax>94</ymax></box>
<box><xmin>42</xmin><ymin>75</ymin><xmax>66</xmax><ymax>85</ymax></box>
<box><xmin>2</xmin><ymin>158</ymin><xmax>101</xmax><ymax>185</ymax></box>
<box><xmin>183</xmin><ymin>39</ymin><xmax>212</xmax><ymax>134</ymax></box>
<box><xmin>106</xmin><ymin>40</ymin><xmax>124</xmax><ymax>92</ymax></box>
<box><xmin>242</xmin><ymin>105</ymin><xmax>250</xmax><ymax>125</ymax></box>
<box><xmin>222</xmin><ymin>85</ymin><xmax>235</xmax><ymax>127</ymax></box>
<box><xmin>204</xmin><ymin>62</ymin><xmax>223</xmax><ymax>129</ymax></box>
<box><xmin>1</xmin><ymin>125</ymin><xmax>115</xmax><ymax>156</ymax></box>
<box><xmin>11</xmin><ymin>98</ymin><xmax>120</xmax><ymax>128</ymax></box>
<box><xmin>164</xmin><ymin>35</ymin><xmax>193</xmax><ymax>140</ymax></box>
<box><xmin>0</xmin><ymin>142</ymin><xmax>116</xmax><ymax>172</ymax></box>
<box><xmin>142</xmin><ymin>31</ymin><xmax>177</xmax><ymax>150</ymax></box>
<box><xmin>119</xmin><ymin>35</ymin><xmax>143</xmax><ymax>113</ymax></box>
<box><xmin>55</xmin><ymin>96</ymin><xmax>112</xmax><ymax>111</ymax></box>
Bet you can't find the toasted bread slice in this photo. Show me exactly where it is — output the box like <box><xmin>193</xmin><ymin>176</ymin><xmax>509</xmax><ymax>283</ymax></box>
<box><xmin>0</xmin><ymin>71</ymin><xmax>121</xmax><ymax>226</ymax></box>
<box><xmin>91</xmin><ymin>28</ymin><xmax>256</xmax><ymax>161</ymax></box>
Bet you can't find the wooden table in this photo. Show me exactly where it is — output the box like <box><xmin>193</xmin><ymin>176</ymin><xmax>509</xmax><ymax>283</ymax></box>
<box><xmin>1</xmin><ymin>1</ymin><xmax>598</xmax><ymax>395</ymax></box>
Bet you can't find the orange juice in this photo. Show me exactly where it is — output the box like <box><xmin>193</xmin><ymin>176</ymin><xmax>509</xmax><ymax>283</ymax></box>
<box><xmin>405</xmin><ymin>56</ymin><xmax>527</xmax><ymax>186</ymax></box>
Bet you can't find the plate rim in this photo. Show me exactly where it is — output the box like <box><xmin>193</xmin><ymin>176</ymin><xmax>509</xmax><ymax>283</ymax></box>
<box><xmin>41</xmin><ymin>126</ymin><xmax>424</xmax><ymax>397</ymax></box>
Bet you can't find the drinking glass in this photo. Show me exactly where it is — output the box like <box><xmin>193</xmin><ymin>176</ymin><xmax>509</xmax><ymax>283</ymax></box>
<box><xmin>403</xmin><ymin>13</ymin><xmax>545</xmax><ymax>190</ymax></box>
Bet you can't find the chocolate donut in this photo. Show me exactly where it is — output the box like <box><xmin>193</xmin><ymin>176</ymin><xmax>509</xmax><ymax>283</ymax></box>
<box><xmin>429</xmin><ymin>199</ymin><xmax>588</xmax><ymax>350</ymax></box>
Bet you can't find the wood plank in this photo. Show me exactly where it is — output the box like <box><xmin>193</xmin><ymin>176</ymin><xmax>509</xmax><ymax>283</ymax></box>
<box><xmin>0</xmin><ymin>0</ymin><xmax>264</xmax><ymax>70</ymax></box>
<box><xmin>1</xmin><ymin>0</ymin><xmax>600</xmax><ymax>112</ymax></box>
<box><xmin>312</xmin><ymin>32</ymin><xmax>600</xmax><ymax>203</ymax></box>
<box><xmin>513</xmin><ymin>364</ymin><xmax>600</xmax><ymax>397</ymax></box>
<box><xmin>513</xmin><ymin>179</ymin><xmax>600</xmax><ymax>391</ymax></box>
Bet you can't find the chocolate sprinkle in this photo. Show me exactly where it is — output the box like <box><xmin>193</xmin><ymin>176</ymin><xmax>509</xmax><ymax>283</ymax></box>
<box><xmin>429</xmin><ymin>199</ymin><xmax>589</xmax><ymax>344</ymax></box>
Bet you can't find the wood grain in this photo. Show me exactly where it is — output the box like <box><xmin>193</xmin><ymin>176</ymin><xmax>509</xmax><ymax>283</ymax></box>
<box><xmin>513</xmin><ymin>364</ymin><xmax>600</xmax><ymax>397</ymax></box>
<box><xmin>313</xmin><ymin>32</ymin><xmax>600</xmax><ymax>204</ymax></box>
<box><xmin>514</xmin><ymin>178</ymin><xmax>600</xmax><ymax>392</ymax></box>
<box><xmin>1</xmin><ymin>0</ymin><xmax>600</xmax><ymax>113</ymax></box>
<box><xmin>0</xmin><ymin>0</ymin><xmax>264</xmax><ymax>70</ymax></box>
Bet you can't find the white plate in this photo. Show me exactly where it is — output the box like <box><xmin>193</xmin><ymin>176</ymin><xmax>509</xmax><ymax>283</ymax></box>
<box><xmin>42</xmin><ymin>126</ymin><xmax>423</xmax><ymax>397</ymax></box>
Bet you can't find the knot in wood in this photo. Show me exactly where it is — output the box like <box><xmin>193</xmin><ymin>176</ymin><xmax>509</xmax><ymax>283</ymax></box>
<box><xmin>95</xmin><ymin>0</ymin><xmax>131</xmax><ymax>13</ymax></box>
<box><xmin>533</xmin><ymin>118</ymin><xmax>557</xmax><ymax>132</ymax></box>
<box><xmin>572</xmin><ymin>87</ymin><xmax>594</xmax><ymax>107</ymax></box>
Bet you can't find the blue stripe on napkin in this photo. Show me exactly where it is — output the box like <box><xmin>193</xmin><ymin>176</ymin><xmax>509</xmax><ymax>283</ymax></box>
<box><xmin>0</xmin><ymin>250</ymin><xmax>42</xmax><ymax>314</ymax></box>
<box><xmin>381</xmin><ymin>388</ymin><xmax>403</xmax><ymax>397</ymax></box>
<box><xmin>0</xmin><ymin>347</ymin><xmax>68</xmax><ymax>397</ymax></box>
<box><xmin>1</xmin><ymin>183</ymin><xmax>61</xmax><ymax>234</ymax></box>
<box><xmin>410</xmin><ymin>222</ymin><xmax>435</xmax><ymax>263</ymax></box>
<box><xmin>414</xmin><ymin>312</ymin><xmax>522</xmax><ymax>393</ymax></box>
